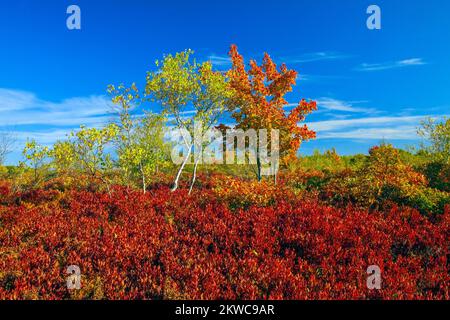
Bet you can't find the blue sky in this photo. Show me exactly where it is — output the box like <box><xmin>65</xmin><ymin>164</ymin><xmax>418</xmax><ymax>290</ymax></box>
<box><xmin>1</xmin><ymin>0</ymin><xmax>449</xmax><ymax>164</ymax></box>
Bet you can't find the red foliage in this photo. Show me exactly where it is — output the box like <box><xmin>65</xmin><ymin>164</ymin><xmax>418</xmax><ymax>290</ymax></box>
<box><xmin>0</xmin><ymin>180</ymin><xmax>10</xmax><ymax>198</ymax></box>
<box><xmin>227</xmin><ymin>45</ymin><xmax>317</xmax><ymax>163</ymax></box>
<box><xmin>0</xmin><ymin>185</ymin><xmax>448</xmax><ymax>300</ymax></box>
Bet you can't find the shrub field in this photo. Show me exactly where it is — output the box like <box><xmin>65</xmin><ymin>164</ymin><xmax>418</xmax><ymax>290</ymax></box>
<box><xmin>0</xmin><ymin>174</ymin><xmax>448</xmax><ymax>300</ymax></box>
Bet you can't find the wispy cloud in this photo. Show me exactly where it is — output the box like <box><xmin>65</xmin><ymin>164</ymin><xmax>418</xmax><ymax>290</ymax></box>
<box><xmin>357</xmin><ymin>58</ymin><xmax>427</xmax><ymax>71</ymax></box>
<box><xmin>0</xmin><ymin>88</ymin><xmax>113</xmax><ymax>127</ymax></box>
<box><xmin>284</xmin><ymin>51</ymin><xmax>351</xmax><ymax>64</ymax></box>
<box><xmin>0</xmin><ymin>88</ymin><xmax>37</xmax><ymax>112</ymax></box>
<box><xmin>284</xmin><ymin>97</ymin><xmax>375</xmax><ymax>114</ymax></box>
<box><xmin>306</xmin><ymin>115</ymin><xmax>445</xmax><ymax>140</ymax></box>
<box><xmin>207</xmin><ymin>54</ymin><xmax>232</xmax><ymax>66</ymax></box>
<box><xmin>319</xmin><ymin>126</ymin><xmax>418</xmax><ymax>140</ymax></box>
<box><xmin>307</xmin><ymin>115</ymin><xmax>426</xmax><ymax>131</ymax></box>
<box><xmin>298</xmin><ymin>74</ymin><xmax>349</xmax><ymax>82</ymax></box>
<box><xmin>0</xmin><ymin>88</ymin><xmax>117</xmax><ymax>159</ymax></box>
<box><xmin>315</xmin><ymin>97</ymin><xmax>375</xmax><ymax>113</ymax></box>
<box><xmin>13</xmin><ymin>129</ymin><xmax>77</xmax><ymax>145</ymax></box>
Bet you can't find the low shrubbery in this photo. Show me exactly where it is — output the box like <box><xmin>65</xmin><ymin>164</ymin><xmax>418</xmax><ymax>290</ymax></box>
<box><xmin>421</xmin><ymin>161</ymin><xmax>450</xmax><ymax>192</ymax></box>
<box><xmin>0</xmin><ymin>182</ymin><xmax>448</xmax><ymax>300</ymax></box>
<box><xmin>211</xmin><ymin>175</ymin><xmax>294</xmax><ymax>210</ymax></box>
<box><xmin>282</xmin><ymin>144</ymin><xmax>449</xmax><ymax>217</ymax></box>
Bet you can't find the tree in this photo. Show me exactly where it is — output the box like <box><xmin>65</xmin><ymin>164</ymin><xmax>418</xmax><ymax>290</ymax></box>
<box><xmin>132</xmin><ymin>111</ymin><xmax>171</xmax><ymax>193</ymax></box>
<box><xmin>418</xmin><ymin>117</ymin><xmax>450</xmax><ymax>192</ymax></box>
<box><xmin>108</xmin><ymin>83</ymin><xmax>140</xmax><ymax>187</ymax></box>
<box><xmin>145</xmin><ymin>49</ymin><xmax>231</xmax><ymax>193</ymax></box>
<box><xmin>21</xmin><ymin>139</ymin><xmax>50</xmax><ymax>186</ymax></box>
<box><xmin>227</xmin><ymin>45</ymin><xmax>317</xmax><ymax>182</ymax></box>
<box><xmin>50</xmin><ymin>140</ymin><xmax>77</xmax><ymax>177</ymax></box>
<box><xmin>418</xmin><ymin>117</ymin><xmax>450</xmax><ymax>164</ymax></box>
<box><xmin>67</xmin><ymin>124</ymin><xmax>119</xmax><ymax>192</ymax></box>
<box><xmin>0</xmin><ymin>131</ymin><xmax>14</xmax><ymax>165</ymax></box>
<box><xmin>108</xmin><ymin>83</ymin><xmax>171</xmax><ymax>193</ymax></box>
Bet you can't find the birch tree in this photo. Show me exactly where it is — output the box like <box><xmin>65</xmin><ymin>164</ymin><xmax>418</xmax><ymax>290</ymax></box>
<box><xmin>145</xmin><ymin>50</ymin><xmax>230</xmax><ymax>192</ymax></box>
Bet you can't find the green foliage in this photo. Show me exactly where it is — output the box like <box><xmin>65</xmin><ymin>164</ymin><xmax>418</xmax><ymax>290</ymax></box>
<box><xmin>351</xmin><ymin>145</ymin><xmax>427</xmax><ymax>208</ymax></box>
<box><xmin>51</xmin><ymin>124</ymin><xmax>120</xmax><ymax>191</ymax></box>
<box><xmin>21</xmin><ymin>139</ymin><xmax>50</xmax><ymax>186</ymax></box>
<box><xmin>119</xmin><ymin>112</ymin><xmax>171</xmax><ymax>192</ymax></box>
<box><xmin>416</xmin><ymin>117</ymin><xmax>450</xmax><ymax>193</ymax></box>
<box><xmin>146</xmin><ymin>49</ymin><xmax>231</xmax><ymax>136</ymax></box>
<box><xmin>294</xmin><ymin>148</ymin><xmax>345</xmax><ymax>172</ymax></box>
<box><xmin>420</xmin><ymin>161</ymin><xmax>450</xmax><ymax>192</ymax></box>
<box><xmin>49</xmin><ymin>140</ymin><xmax>77</xmax><ymax>175</ymax></box>
<box><xmin>135</xmin><ymin>112</ymin><xmax>171</xmax><ymax>169</ymax></box>
<box><xmin>145</xmin><ymin>49</ymin><xmax>231</xmax><ymax>191</ymax></box>
<box><xmin>108</xmin><ymin>83</ymin><xmax>172</xmax><ymax>192</ymax></box>
<box><xmin>383</xmin><ymin>184</ymin><xmax>450</xmax><ymax>217</ymax></box>
<box><xmin>0</xmin><ymin>165</ymin><xmax>7</xmax><ymax>178</ymax></box>
<box><xmin>22</xmin><ymin>139</ymin><xmax>49</xmax><ymax>167</ymax></box>
<box><xmin>418</xmin><ymin>117</ymin><xmax>450</xmax><ymax>164</ymax></box>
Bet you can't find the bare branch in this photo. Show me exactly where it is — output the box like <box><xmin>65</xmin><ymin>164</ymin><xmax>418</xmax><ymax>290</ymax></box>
<box><xmin>0</xmin><ymin>131</ymin><xmax>15</xmax><ymax>165</ymax></box>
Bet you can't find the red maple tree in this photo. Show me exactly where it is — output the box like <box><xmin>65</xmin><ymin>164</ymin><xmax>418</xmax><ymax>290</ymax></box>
<box><xmin>226</xmin><ymin>45</ymin><xmax>317</xmax><ymax>180</ymax></box>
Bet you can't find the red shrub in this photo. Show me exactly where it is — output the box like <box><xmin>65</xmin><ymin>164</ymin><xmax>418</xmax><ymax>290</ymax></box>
<box><xmin>0</xmin><ymin>180</ymin><xmax>10</xmax><ymax>198</ymax></box>
<box><xmin>0</xmin><ymin>186</ymin><xmax>448</xmax><ymax>300</ymax></box>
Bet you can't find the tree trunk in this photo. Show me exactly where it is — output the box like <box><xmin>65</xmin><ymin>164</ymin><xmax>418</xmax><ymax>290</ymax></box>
<box><xmin>256</xmin><ymin>156</ymin><xmax>262</xmax><ymax>182</ymax></box>
<box><xmin>142</xmin><ymin>175</ymin><xmax>147</xmax><ymax>194</ymax></box>
<box><xmin>189</xmin><ymin>157</ymin><xmax>201</xmax><ymax>195</ymax></box>
<box><xmin>140</xmin><ymin>162</ymin><xmax>146</xmax><ymax>194</ymax></box>
<box><xmin>171</xmin><ymin>145</ymin><xmax>192</xmax><ymax>192</ymax></box>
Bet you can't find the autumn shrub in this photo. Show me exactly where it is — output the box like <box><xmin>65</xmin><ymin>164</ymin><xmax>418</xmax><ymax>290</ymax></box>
<box><xmin>421</xmin><ymin>161</ymin><xmax>450</xmax><ymax>192</ymax></box>
<box><xmin>0</xmin><ymin>184</ymin><xmax>448</xmax><ymax>300</ymax></box>
<box><xmin>0</xmin><ymin>166</ymin><xmax>7</xmax><ymax>179</ymax></box>
<box><xmin>211</xmin><ymin>175</ymin><xmax>293</xmax><ymax>210</ymax></box>
<box><xmin>318</xmin><ymin>145</ymin><xmax>449</xmax><ymax>214</ymax></box>
<box><xmin>319</xmin><ymin>168</ymin><xmax>357</xmax><ymax>205</ymax></box>
<box><xmin>385</xmin><ymin>186</ymin><xmax>450</xmax><ymax>218</ymax></box>
<box><xmin>280</xmin><ymin>169</ymin><xmax>327</xmax><ymax>193</ymax></box>
<box><xmin>291</xmin><ymin>149</ymin><xmax>344</xmax><ymax>173</ymax></box>
<box><xmin>0</xmin><ymin>180</ymin><xmax>11</xmax><ymax>202</ymax></box>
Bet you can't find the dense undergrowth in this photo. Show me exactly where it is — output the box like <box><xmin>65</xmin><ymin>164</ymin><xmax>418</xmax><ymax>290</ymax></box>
<box><xmin>0</xmin><ymin>173</ymin><xmax>448</xmax><ymax>300</ymax></box>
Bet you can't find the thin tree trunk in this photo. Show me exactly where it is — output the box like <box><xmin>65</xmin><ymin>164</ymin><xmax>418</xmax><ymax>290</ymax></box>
<box><xmin>256</xmin><ymin>156</ymin><xmax>262</xmax><ymax>182</ymax></box>
<box><xmin>189</xmin><ymin>157</ymin><xmax>201</xmax><ymax>195</ymax></box>
<box><xmin>140</xmin><ymin>162</ymin><xmax>146</xmax><ymax>194</ymax></box>
<box><xmin>171</xmin><ymin>145</ymin><xmax>192</xmax><ymax>192</ymax></box>
<box><xmin>142</xmin><ymin>174</ymin><xmax>147</xmax><ymax>194</ymax></box>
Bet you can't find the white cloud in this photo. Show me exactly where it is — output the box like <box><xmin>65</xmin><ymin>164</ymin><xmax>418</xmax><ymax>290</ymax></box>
<box><xmin>0</xmin><ymin>88</ymin><xmax>114</xmax><ymax>127</ymax></box>
<box><xmin>398</xmin><ymin>58</ymin><xmax>426</xmax><ymax>66</ymax></box>
<box><xmin>0</xmin><ymin>88</ymin><xmax>37</xmax><ymax>112</ymax></box>
<box><xmin>208</xmin><ymin>55</ymin><xmax>232</xmax><ymax>66</ymax></box>
<box><xmin>0</xmin><ymin>88</ymin><xmax>117</xmax><ymax>157</ymax></box>
<box><xmin>284</xmin><ymin>52</ymin><xmax>351</xmax><ymax>64</ymax></box>
<box><xmin>306</xmin><ymin>115</ymin><xmax>426</xmax><ymax>132</ymax></box>
<box><xmin>319</xmin><ymin>126</ymin><xmax>418</xmax><ymax>140</ymax></box>
<box><xmin>306</xmin><ymin>115</ymin><xmax>448</xmax><ymax>140</ymax></box>
<box><xmin>297</xmin><ymin>74</ymin><xmax>310</xmax><ymax>81</ymax></box>
<box><xmin>315</xmin><ymin>97</ymin><xmax>375</xmax><ymax>113</ymax></box>
<box><xmin>13</xmin><ymin>129</ymin><xmax>75</xmax><ymax>145</ymax></box>
<box><xmin>285</xmin><ymin>98</ymin><xmax>375</xmax><ymax>114</ymax></box>
<box><xmin>357</xmin><ymin>58</ymin><xmax>427</xmax><ymax>71</ymax></box>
